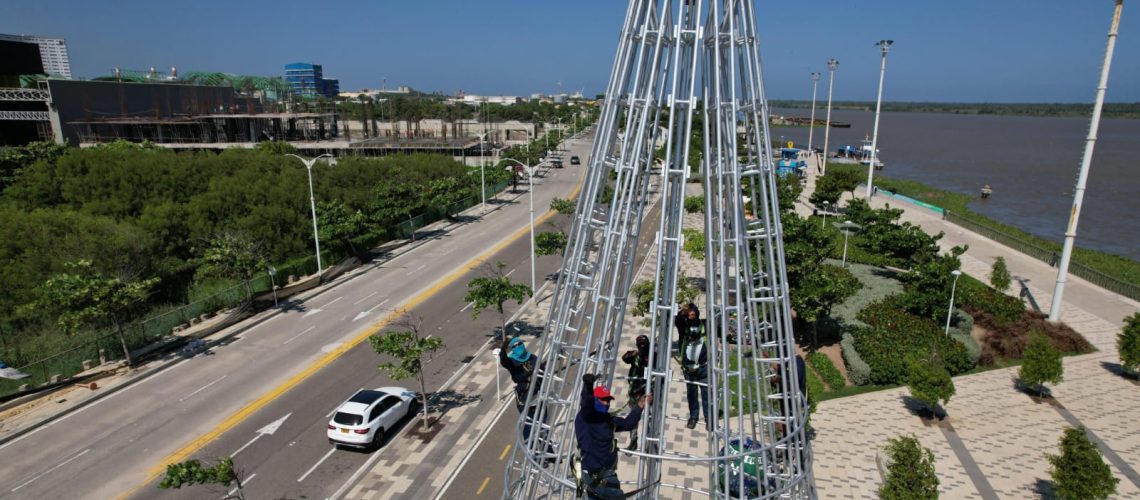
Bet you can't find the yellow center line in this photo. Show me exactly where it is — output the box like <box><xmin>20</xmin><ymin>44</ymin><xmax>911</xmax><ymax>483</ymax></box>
<box><xmin>498</xmin><ymin>444</ymin><xmax>512</xmax><ymax>461</ymax></box>
<box><xmin>476</xmin><ymin>476</ymin><xmax>491</xmax><ymax>495</ymax></box>
<box><xmin>119</xmin><ymin>167</ymin><xmax>584</xmax><ymax>500</ymax></box>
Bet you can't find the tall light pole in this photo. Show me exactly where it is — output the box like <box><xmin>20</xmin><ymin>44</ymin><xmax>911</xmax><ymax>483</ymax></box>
<box><xmin>285</xmin><ymin>153</ymin><xmax>335</xmax><ymax>282</ymax></box>
<box><xmin>945</xmin><ymin>270</ymin><xmax>963</xmax><ymax>335</ymax></box>
<box><xmin>1050</xmin><ymin>0</ymin><xmax>1124</xmax><ymax>322</ymax></box>
<box><xmin>807</xmin><ymin>72</ymin><xmax>821</xmax><ymax>153</ymax></box>
<box><xmin>837</xmin><ymin>221</ymin><xmax>861</xmax><ymax>268</ymax></box>
<box><xmin>821</xmin><ymin>58</ymin><xmax>839</xmax><ymax>176</ymax></box>
<box><xmin>866</xmin><ymin>39</ymin><xmax>893</xmax><ymax>198</ymax></box>
<box><xmin>478</xmin><ymin>133</ymin><xmax>487</xmax><ymax>213</ymax></box>
<box><xmin>502</xmin><ymin>158</ymin><xmax>537</xmax><ymax>297</ymax></box>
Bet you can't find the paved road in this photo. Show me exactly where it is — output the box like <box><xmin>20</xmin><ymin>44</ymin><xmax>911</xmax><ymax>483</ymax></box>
<box><xmin>0</xmin><ymin>134</ymin><xmax>592</xmax><ymax>500</ymax></box>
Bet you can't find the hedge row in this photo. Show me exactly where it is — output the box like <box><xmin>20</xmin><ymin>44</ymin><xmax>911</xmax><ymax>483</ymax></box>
<box><xmin>807</xmin><ymin>351</ymin><xmax>846</xmax><ymax>390</ymax></box>
<box><xmin>840</xmin><ymin>332</ymin><xmax>872</xmax><ymax>386</ymax></box>
<box><xmin>958</xmin><ymin>274</ymin><xmax>1025</xmax><ymax>325</ymax></box>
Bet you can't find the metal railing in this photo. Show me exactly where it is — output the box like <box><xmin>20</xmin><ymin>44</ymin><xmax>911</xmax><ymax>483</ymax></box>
<box><xmin>1</xmin><ymin>179</ymin><xmax>514</xmax><ymax>399</ymax></box>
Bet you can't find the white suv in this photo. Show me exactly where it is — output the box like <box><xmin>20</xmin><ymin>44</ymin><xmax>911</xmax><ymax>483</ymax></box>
<box><xmin>327</xmin><ymin>387</ymin><xmax>416</xmax><ymax>449</ymax></box>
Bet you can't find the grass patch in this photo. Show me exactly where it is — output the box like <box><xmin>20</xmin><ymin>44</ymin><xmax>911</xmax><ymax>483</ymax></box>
<box><xmin>827</xmin><ymin>163</ymin><xmax>1140</xmax><ymax>285</ymax></box>
<box><xmin>816</xmin><ymin>383</ymin><xmax>896</xmax><ymax>402</ymax></box>
<box><xmin>807</xmin><ymin>351</ymin><xmax>845</xmax><ymax>390</ymax></box>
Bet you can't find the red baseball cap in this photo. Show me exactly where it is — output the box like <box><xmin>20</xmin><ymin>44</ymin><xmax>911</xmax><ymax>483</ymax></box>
<box><xmin>593</xmin><ymin>385</ymin><xmax>614</xmax><ymax>400</ymax></box>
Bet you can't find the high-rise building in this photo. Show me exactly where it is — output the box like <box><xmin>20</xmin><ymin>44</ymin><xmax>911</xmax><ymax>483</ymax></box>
<box><xmin>0</xmin><ymin>33</ymin><xmax>71</xmax><ymax>79</ymax></box>
<box><xmin>284</xmin><ymin>62</ymin><xmax>338</xmax><ymax>99</ymax></box>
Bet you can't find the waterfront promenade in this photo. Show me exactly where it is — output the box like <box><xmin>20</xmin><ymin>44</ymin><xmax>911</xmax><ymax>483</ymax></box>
<box><xmin>799</xmin><ymin>157</ymin><xmax>1140</xmax><ymax>498</ymax></box>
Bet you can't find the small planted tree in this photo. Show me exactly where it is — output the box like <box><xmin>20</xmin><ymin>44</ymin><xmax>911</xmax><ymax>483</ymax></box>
<box><xmin>550</xmin><ymin>197</ymin><xmax>576</xmax><ymax>215</ymax></box>
<box><xmin>370</xmin><ymin>312</ymin><xmax>443</xmax><ymax>429</ymax></box>
<box><xmin>197</xmin><ymin>232</ymin><xmax>268</xmax><ymax>302</ymax></box>
<box><xmin>1118</xmin><ymin>312</ymin><xmax>1140</xmax><ymax>377</ymax></box>
<box><xmin>465</xmin><ymin>261</ymin><xmax>533</xmax><ymax>343</ymax></box>
<box><xmin>989</xmin><ymin>256</ymin><xmax>1011</xmax><ymax>292</ymax></box>
<box><xmin>1019</xmin><ymin>330</ymin><xmax>1063</xmax><ymax>396</ymax></box>
<box><xmin>906</xmin><ymin>356</ymin><xmax>955</xmax><ymax>419</ymax></box>
<box><xmin>683</xmin><ymin>195</ymin><xmax>704</xmax><ymax>213</ymax></box>
<box><xmin>159</xmin><ymin>457</ymin><xmax>244</xmax><ymax>499</ymax></box>
<box><xmin>34</xmin><ymin>260</ymin><xmax>158</xmax><ymax>366</ymax></box>
<box><xmin>1047</xmin><ymin>426</ymin><xmax>1119</xmax><ymax>500</ymax></box>
<box><xmin>878</xmin><ymin>435</ymin><xmax>939</xmax><ymax>500</ymax></box>
<box><xmin>535</xmin><ymin>231</ymin><xmax>568</xmax><ymax>257</ymax></box>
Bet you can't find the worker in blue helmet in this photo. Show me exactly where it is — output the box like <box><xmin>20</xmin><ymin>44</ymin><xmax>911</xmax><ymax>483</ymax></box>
<box><xmin>500</xmin><ymin>336</ymin><xmax>537</xmax><ymax>411</ymax></box>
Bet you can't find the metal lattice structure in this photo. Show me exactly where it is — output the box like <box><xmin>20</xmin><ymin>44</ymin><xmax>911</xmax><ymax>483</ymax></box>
<box><xmin>504</xmin><ymin>0</ymin><xmax>813</xmax><ymax>498</ymax></box>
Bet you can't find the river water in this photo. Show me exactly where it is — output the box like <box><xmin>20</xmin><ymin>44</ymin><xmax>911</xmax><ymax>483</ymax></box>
<box><xmin>771</xmin><ymin>108</ymin><xmax>1140</xmax><ymax>261</ymax></box>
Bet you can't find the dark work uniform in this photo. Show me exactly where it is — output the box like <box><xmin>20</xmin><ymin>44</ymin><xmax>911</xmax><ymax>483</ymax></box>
<box><xmin>575</xmin><ymin>377</ymin><xmax>643</xmax><ymax>500</ymax></box>
<box><xmin>680</xmin><ymin>334</ymin><xmax>710</xmax><ymax>424</ymax></box>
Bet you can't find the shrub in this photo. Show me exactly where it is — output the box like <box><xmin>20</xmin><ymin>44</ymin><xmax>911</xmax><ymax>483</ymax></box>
<box><xmin>682</xmin><ymin>228</ymin><xmax>705</xmax><ymax>260</ymax></box>
<box><xmin>879</xmin><ymin>435</ymin><xmax>939</xmax><ymax>499</ymax></box>
<box><xmin>976</xmin><ymin>310</ymin><xmax>1093</xmax><ymax>362</ymax></box>
<box><xmin>1019</xmin><ymin>330</ymin><xmax>1063</xmax><ymax>395</ymax></box>
<box><xmin>854</xmin><ymin>297</ymin><xmax>974</xmax><ymax>384</ymax></box>
<box><xmin>840</xmin><ymin>332</ymin><xmax>871</xmax><ymax>385</ymax></box>
<box><xmin>1119</xmin><ymin>312</ymin><xmax>1140</xmax><ymax>374</ymax></box>
<box><xmin>807</xmin><ymin>351</ymin><xmax>845</xmax><ymax>390</ymax></box>
<box><xmin>683</xmin><ymin>195</ymin><xmax>704</xmax><ymax>213</ymax></box>
<box><xmin>989</xmin><ymin>256</ymin><xmax>1011</xmax><ymax>292</ymax></box>
<box><xmin>1047</xmin><ymin>426</ymin><xmax>1119</xmax><ymax>500</ymax></box>
<box><xmin>958</xmin><ymin>274</ymin><xmax>1024</xmax><ymax>326</ymax></box>
<box><xmin>805</xmin><ymin>366</ymin><xmax>824</xmax><ymax>416</ymax></box>
<box><xmin>907</xmin><ymin>357</ymin><xmax>955</xmax><ymax>417</ymax></box>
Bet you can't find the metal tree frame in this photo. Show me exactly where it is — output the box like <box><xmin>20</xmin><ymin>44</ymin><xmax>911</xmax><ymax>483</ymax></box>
<box><xmin>504</xmin><ymin>0</ymin><xmax>813</xmax><ymax>497</ymax></box>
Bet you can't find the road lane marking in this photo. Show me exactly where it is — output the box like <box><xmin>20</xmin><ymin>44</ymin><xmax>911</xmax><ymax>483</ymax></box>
<box><xmin>352</xmin><ymin>292</ymin><xmax>377</xmax><ymax>305</ymax></box>
<box><xmin>281</xmin><ymin>326</ymin><xmax>316</xmax><ymax>346</ymax></box>
<box><xmin>134</xmin><ymin>170</ymin><xmax>585</xmax><ymax>498</ymax></box>
<box><xmin>407</xmin><ymin>264</ymin><xmax>427</xmax><ymax>276</ymax></box>
<box><xmin>476</xmin><ymin>476</ymin><xmax>490</xmax><ymax>495</ymax></box>
<box><xmin>499</xmin><ymin>444</ymin><xmax>511</xmax><ymax>461</ymax></box>
<box><xmin>179</xmin><ymin>375</ymin><xmax>227</xmax><ymax>403</ymax></box>
<box><xmin>224</xmin><ymin>472</ymin><xmax>255</xmax><ymax>498</ymax></box>
<box><xmin>297</xmin><ymin>448</ymin><xmax>336</xmax><ymax>482</ymax></box>
<box><xmin>11</xmin><ymin>448</ymin><xmax>90</xmax><ymax>492</ymax></box>
<box><xmin>505</xmin><ymin>268</ymin><xmax>516</xmax><ymax>277</ymax></box>
<box><xmin>368</xmin><ymin>298</ymin><xmax>390</xmax><ymax>312</ymax></box>
<box><xmin>323</xmin><ymin>297</ymin><xmax>344</xmax><ymax>307</ymax></box>
<box><xmin>460</xmin><ymin>301</ymin><xmax>475</xmax><ymax>312</ymax></box>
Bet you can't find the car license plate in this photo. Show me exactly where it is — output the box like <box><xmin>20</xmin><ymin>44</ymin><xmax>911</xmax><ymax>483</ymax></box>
<box><xmin>340</xmin><ymin>428</ymin><xmax>349</xmax><ymax>434</ymax></box>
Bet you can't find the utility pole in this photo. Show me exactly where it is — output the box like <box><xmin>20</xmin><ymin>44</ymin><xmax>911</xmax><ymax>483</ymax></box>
<box><xmin>866</xmin><ymin>40</ymin><xmax>893</xmax><ymax>198</ymax></box>
<box><xmin>821</xmin><ymin>58</ymin><xmax>839</xmax><ymax>176</ymax></box>
<box><xmin>1050</xmin><ymin>0</ymin><xmax>1124</xmax><ymax>322</ymax></box>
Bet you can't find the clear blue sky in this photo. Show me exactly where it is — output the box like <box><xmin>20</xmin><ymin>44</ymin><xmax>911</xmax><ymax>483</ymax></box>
<box><xmin>3</xmin><ymin>0</ymin><xmax>1137</xmax><ymax>102</ymax></box>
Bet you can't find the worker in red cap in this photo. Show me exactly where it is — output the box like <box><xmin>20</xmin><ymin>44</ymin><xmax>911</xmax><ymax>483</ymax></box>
<box><xmin>574</xmin><ymin>372</ymin><xmax>650</xmax><ymax>499</ymax></box>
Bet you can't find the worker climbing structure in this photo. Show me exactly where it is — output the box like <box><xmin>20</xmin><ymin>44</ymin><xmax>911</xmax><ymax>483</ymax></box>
<box><xmin>504</xmin><ymin>0</ymin><xmax>814</xmax><ymax>497</ymax></box>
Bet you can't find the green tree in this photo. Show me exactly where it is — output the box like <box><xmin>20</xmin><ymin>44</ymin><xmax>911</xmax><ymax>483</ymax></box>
<box><xmin>989</xmin><ymin>256</ymin><xmax>1011</xmax><ymax>292</ymax></box>
<box><xmin>370</xmin><ymin>313</ymin><xmax>443</xmax><ymax>429</ymax></box>
<box><xmin>159</xmin><ymin>457</ymin><xmax>243</xmax><ymax>499</ymax></box>
<box><xmin>1019</xmin><ymin>330</ymin><xmax>1063</xmax><ymax>396</ymax></box>
<box><xmin>1118</xmin><ymin>312</ymin><xmax>1140</xmax><ymax>375</ymax></box>
<box><xmin>550</xmin><ymin>197</ymin><xmax>576</xmax><ymax>215</ymax></box>
<box><xmin>906</xmin><ymin>356</ymin><xmax>955</xmax><ymax>419</ymax></box>
<box><xmin>808</xmin><ymin>174</ymin><xmax>845</xmax><ymax>206</ymax></box>
<box><xmin>535</xmin><ymin>231</ymin><xmax>568</xmax><ymax>257</ymax></box>
<box><xmin>465</xmin><ymin>262</ymin><xmax>533</xmax><ymax>342</ymax></box>
<box><xmin>898</xmin><ymin>246</ymin><xmax>969</xmax><ymax>322</ymax></box>
<box><xmin>878</xmin><ymin>435</ymin><xmax>939</xmax><ymax>500</ymax></box>
<box><xmin>683</xmin><ymin>195</ymin><xmax>704</xmax><ymax>213</ymax></box>
<box><xmin>794</xmin><ymin>263</ymin><xmax>861</xmax><ymax>347</ymax></box>
<box><xmin>427</xmin><ymin>176</ymin><xmax>470</xmax><ymax>218</ymax></box>
<box><xmin>318</xmin><ymin>201</ymin><xmax>370</xmax><ymax>257</ymax></box>
<box><xmin>33</xmin><ymin>260</ymin><xmax>158</xmax><ymax>366</ymax></box>
<box><xmin>253</xmin><ymin>141</ymin><xmax>297</xmax><ymax>155</ymax></box>
<box><xmin>1047</xmin><ymin>426</ymin><xmax>1119</xmax><ymax>500</ymax></box>
<box><xmin>196</xmin><ymin>232</ymin><xmax>269</xmax><ymax>302</ymax></box>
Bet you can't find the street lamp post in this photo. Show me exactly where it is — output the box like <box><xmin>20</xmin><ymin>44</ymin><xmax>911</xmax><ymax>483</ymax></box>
<box><xmin>866</xmin><ymin>40</ymin><xmax>893</xmax><ymax>198</ymax></box>
<box><xmin>285</xmin><ymin>153</ymin><xmax>335</xmax><ymax>282</ymax></box>
<box><xmin>836</xmin><ymin>220</ymin><xmax>861</xmax><ymax>268</ymax></box>
<box><xmin>502</xmin><ymin>159</ymin><xmax>537</xmax><ymax>297</ymax></box>
<box><xmin>821</xmin><ymin>58</ymin><xmax>839</xmax><ymax>176</ymax></box>
<box><xmin>808</xmin><ymin>72</ymin><xmax>821</xmax><ymax>153</ymax></box>
<box><xmin>820</xmin><ymin>200</ymin><xmax>830</xmax><ymax>229</ymax></box>
<box><xmin>945</xmin><ymin>270</ymin><xmax>963</xmax><ymax>335</ymax></box>
<box><xmin>478</xmin><ymin>133</ymin><xmax>487</xmax><ymax>213</ymax></box>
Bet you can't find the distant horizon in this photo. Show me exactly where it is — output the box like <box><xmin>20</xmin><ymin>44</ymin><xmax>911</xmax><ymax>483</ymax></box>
<box><xmin>3</xmin><ymin>0</ymin><xmax>1137</xmax><ymax>102</ymax></box>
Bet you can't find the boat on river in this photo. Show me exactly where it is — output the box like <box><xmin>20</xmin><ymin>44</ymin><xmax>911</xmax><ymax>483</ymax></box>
<box><xmin>831</xmin><ymin>135</ymin><xmax>884</xmax><ymax>170</ymax></box>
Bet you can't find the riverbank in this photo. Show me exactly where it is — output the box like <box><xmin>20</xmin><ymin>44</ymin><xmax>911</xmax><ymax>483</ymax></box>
<box><xmin>770</xmin><ymin>100</ymin><xmax>1140</xmax><ymax>119</ymax></box>
<box><xmin>826</xmin><ymin>163</ymin><xmax>1140</xmax><ymax>292</ymax></box>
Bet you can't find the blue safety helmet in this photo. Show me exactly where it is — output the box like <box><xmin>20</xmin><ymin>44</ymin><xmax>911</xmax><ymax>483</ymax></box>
<box><xmin>507</xmin><ymin>338</ymin><xmax>531</xmax><ymax>363</ymax></box>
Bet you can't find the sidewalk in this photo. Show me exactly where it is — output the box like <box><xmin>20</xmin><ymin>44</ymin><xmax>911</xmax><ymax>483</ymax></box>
<box><xmin>0</xmin><ymin>179</ymin><xmax>543</xmax><ymax>449</ymax></box>
<box><xmin>798</xmin><ymin>157</ymin><xmax>1140</xmax><ymax>498</ymax></box>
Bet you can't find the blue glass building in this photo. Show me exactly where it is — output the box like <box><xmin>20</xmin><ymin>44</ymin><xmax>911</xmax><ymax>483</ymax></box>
<box><xmin>284</xmin><ymin>62</ymin><xmax>339</xmax><ymax>99</ymax></box>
